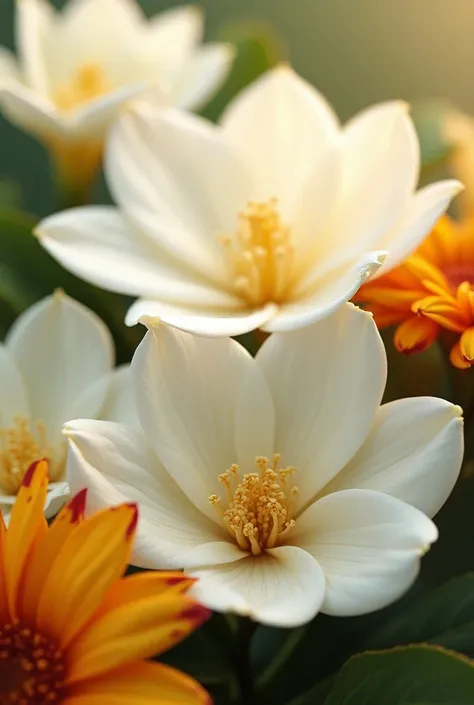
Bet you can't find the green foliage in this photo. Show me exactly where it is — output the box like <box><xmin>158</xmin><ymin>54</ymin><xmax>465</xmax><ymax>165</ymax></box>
<box><xmin>323</xmin><ymin>646</ymin><xmax>474</xmax><ymax>705</ymax></box>
<box><xmin>0</xmin><ymin>208</ymin><xmax>143</xmax><ymax>361</ymax></box>
<box><xmin>411</xmin><ymin>99</ymin><xmax>456</xmax><ymax>174</ymax></box>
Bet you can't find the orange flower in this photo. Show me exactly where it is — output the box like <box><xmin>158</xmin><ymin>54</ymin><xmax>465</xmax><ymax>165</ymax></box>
<box><xmin>357</xmin><ymin>215</ymin><xmax>474</xmax><ymax>369</ymax></box>
<box><xmin>0</xmin><ymin>459</ymin><xmax>211</xmax><ymax>705</ymax></box>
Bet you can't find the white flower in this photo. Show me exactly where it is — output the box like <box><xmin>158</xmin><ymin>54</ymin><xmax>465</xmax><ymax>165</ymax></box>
<box><xmin>64</xmin><ymin>304</ymin><xmax>464</xmax><ymax>627</ymax></box>
<box><xmin>0</xmin><ymin>290</ymin><xmax>134</xmax><ymax>520</ymax></box>
<box><xmin>36</xmin><ymin>66</ymin><xmax>462</xmax><ymax>336</ymax></box>
<box><xmin>0</xmin><ymin>0</ymin><xmax>233</xmax><ymax>192</ymax></box>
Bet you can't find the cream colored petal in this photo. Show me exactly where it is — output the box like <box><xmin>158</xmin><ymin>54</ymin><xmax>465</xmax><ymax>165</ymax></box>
<box><xmin>6</xmin><ymin>293</ymin><xmax>114</xmax><ymax>446</ymax></box>
<box><xmin>126</xmin><ymin>300</ymin><xmax>277</xmax><ymax>336</ymax></box>
<box><xmin>292</xmin><ymin>489</ymin><xmax>437</xmax><ymax>617</ymax></box>
<box><xmin>0</xmin><ymin>49</ymin><xmax>21</xmax><ymax>86</ymax></box>
<box><xmin>16</xmin><ymin>0</ymin><xmax>54</xmax><ymax>93</ymax></box>
<box><xmin>263</xmin><ymin>251</ymin><xmax>385</xmax><ymax>332</ymax></box>
<box><xmin>321</xmin><ymin>397</ymin><xmax>464</xmax><ymax>518</ymax></box>
<box><xmin>191</xmin><ymin>545</ymin><xmax>325</xmax><ymax>627</ymax></box>
<box><xmin>329</xmin><ymin>103</ymin><xmax>420</xmax><ymax>258</ymax></box>
<box><xmin>37</xmin><ymin>207</ymin><xmax>239</xmax><ymax>306</ymax></box>
<box><xmin>99</xmin><ymin>365</ymin><xmax>138</xmax><ymax>428</ymax></box>
<box><xmin>106</xmin><ymin>103</ymin><xmax>254</xmax><ymax>284</ymax></box>
<box><xmin>65</xmin><ymin>420</ymin><xmax>240</xmax><ymax>570</ymax></box>
<box><xmin>131</xmin><ymin>322</ymin><xmax>262</xmax><ymax>521</ymax></box>
<box><xmin>0</xmin><ymin>344</ymin><xmax>29</xmax><ymax>428</ymax></box>
<box><xmin>220</xmin><ymin>65</ymin><xmax>339</xmax><ymax>214</ymax></box>
<box><xmin>373</xmin><ymin>180</ymin><xmax>463</xmax><ymax>276</ymax></box>
<box><xmin>257</xmin><ymin>304</ymin><xmax>387</xmax><ymax>512</ymax></box>
<box><xmin>172</xmin><ymin>43</ymin><xmax>235</xmax><ymax>111</ymax></box>
<box><xmin>0</xmin><ymin>84</ymin><xmax>62</xmax><ymax>139</ymax></box>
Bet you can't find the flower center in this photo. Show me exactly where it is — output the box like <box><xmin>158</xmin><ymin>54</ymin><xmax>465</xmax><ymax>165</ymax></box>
<box><xmin>209</xmin><ymin>455</ymin><xmax>298</xmax><ymax>555</ymax></box>
<box><xmin>0</xmin><ymin>416</ymin><xmax>54</xmax><ymax>496</ymax></box>
<box><xmin>53</xmin><ymin>63</ymin><xmax>109</xmax><ymax>112</ymax></box>
<box><xmin>222</xmin><ymin>199</ymin><xmax>295</xmax><ymax>307</ymax></box>
<box><xmin>0</xmin><ymin>622</ymin><xmax>66</xmax><ymax>704</ymax></box>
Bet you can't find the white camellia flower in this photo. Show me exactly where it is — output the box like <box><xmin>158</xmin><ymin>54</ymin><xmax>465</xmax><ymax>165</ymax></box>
<box><xmin>0</xmin><ymin>290</ymin><xmax>134</xmax><ymax>521</ymax></box>
<box><xmin>36</xmin><ymin>66</ymin><xmax>462</xmax><ymax>336</ymax></box>
<box><xmin>64</xmin><ymin>304</ymin><xmax>464</xmax><ymax>627</ymax></box>
<box><xmin>0</xmin><ymin>0</ymin><xmax>233</xmax><ymax>196</ymax></box>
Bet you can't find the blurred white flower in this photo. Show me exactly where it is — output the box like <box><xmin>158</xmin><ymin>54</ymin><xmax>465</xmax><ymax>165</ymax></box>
<box><xmin>37</xmin><ymin>66</ymin><xmax>462</xmax><ymax>335</ymax></box>
<box><xmin>0</xmin><ymin>291</ymin><xmax>134</xmax><ymax>521</ymax></box>
<box><xmin>65</xmin><ymin>304</ymin><xmax>464</xmax><ymax>627</ymax></box>
<box><xmin>0</xmin><ymin>0</ymin><xmax>233</xmax><ymax>196</ymax></box>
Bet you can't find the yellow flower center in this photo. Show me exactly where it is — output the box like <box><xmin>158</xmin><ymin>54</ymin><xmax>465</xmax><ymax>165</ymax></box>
<box><xmin>222</xmin><ymin>199</ymin><xmax>295</xmax><ymax>307</ymax></box>
<box><xmin>0</xmin><ymin>416</ymin><xmax>55</xmax><ymax>496</ymax></box>
<box><xmin>0</xmin><ymin>622</ymin><xmax>66</xmax><ymax>703</ymax></box>
<box><xmin>53</xmin><ymin>63</ymin><xmax>109</xmax><ymax>112</ymax></box>
<box><xmin>209</xmin><ymin>455</ymin><xmax>298</xmax><ymax>555</ymax></box>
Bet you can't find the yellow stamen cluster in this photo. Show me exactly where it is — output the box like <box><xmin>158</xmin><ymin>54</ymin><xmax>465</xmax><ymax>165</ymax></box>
<box><xmin>53</xmin><ymin>64</ymin><xmax>109</xmax><ymax>112</ymax></box>
<box><xmin>0</xmin><ymin>416</ymin><xmax>53</xmax><ymax>495</ymax></box>
<box><xmin>209</xmin><ymin>454</ymin><xmax>298</xmax><ymax>555</ymax></box>
<box><xmin>0</xmin><ymin>623</ymin><xmax>65</xmax><ymax>703</ymax></box>
<box><xmin>222</xmin><ymin>199</ymin><xmax>295</xmax><ymax>307</ymax></box>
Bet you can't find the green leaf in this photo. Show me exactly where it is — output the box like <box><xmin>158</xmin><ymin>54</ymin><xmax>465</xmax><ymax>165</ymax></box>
<box><xmin>322</xmin><ymin>645</ymin><xmax>474</xmax><ymax>705</ymax></box>
<box><xmin>202</xmin><ymin>20</ymin><xmax>287</xmax><ymax>123</ymax></box>
<box><xmin>0</xmin><ymin>208</ymin><xmax>143</xmax><ymax>362</ymax></box>
<box><xmin>362</xmin><ymin>573</ymin><xmax>474</xmax><ymax>657</ymax></box>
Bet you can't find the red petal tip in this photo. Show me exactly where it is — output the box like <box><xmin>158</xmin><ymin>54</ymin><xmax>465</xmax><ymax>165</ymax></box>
<box><xmin>181</xmin><ymin>603</ymin><xmax>211</xmax><ymax>626</ymax></box>
<box><xmin>125</xmin><ymin>504</ymin><xmax>139</xmax><ymax>540</ymax></box>
<box><xmin>67</xmin><ymin>488</ymin><xmax>87</xmax><ymax>523</ymax></box>
<box><xmin>22</xmin><ymin>458</ymin><xmax>48</xmax><ymax>488</ymax></box>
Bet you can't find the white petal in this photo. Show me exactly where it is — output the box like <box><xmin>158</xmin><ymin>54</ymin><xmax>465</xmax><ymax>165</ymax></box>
<box><xmin>0</xmin><ymin>344</ymin><xmax>29</xmax><ymax>427</ymax></box>
<box><xmin>220</xmin><ymin>65</ymin><xmax>339</xmax><ymax>213</ymax></box>
<box><xmin>263</xmin><ymin>251</ymin><xmax>385</xmax><ymax>333</ymax></box>
<box><xmin>36</xmin><ymin>207</ymin><xmax>239</xmax><ymax>306</ymax></box>
<box><xmin>191</xmin><ymin>546</ymin><xmax>325</xmax><ymax>627</ymax></box>
<box><xmin>99</xmin><ymin>365</ymin><xmax>138</xmax><ymax>428</ymax></box>
<box><xmin>374</xmin><ymin>180</ymin><xmax>463</xmax><ymax>275</ymax></box>
<box><xmin>69</xmin><ymin>82</ymin><xmax>150</xmax><ymax>139</ymax></box>
<box><xmin>146</xmin><ymin>6</ymin><xmax>203</xmax><ymax>87</ymax></box>
<box><xmin>126</xmin><ymin>300</ymin><xmax>277</xmax><ymax>336</ymax></box>
<box><xmin>106</xmin><ymin>103</ymin><xmax>254</xmax><ymax>283</ymax></box>
<box><xmin>293</xmin><ymin>489</ymin><xmax>437</xmax><ymax>617</ymax></box>
<box><xmin>321</xmin><ymin>398</ymin><xmax>464</xmax><ymax>518</ymax></box>
<box><xmin>172</xmin><ymin>43</ymin><xmax>234</xmax><ymax>111</ymax></box>
<box><xmin>6</xmin><ymin>293</ymin><xmax>113</xmax><ymax>445</ymax></box>
<box><xmin>0</xmin><ymin>49</ymin><xmax>21</xmax><ymax>85</ymax></box>
<box><xmin>0</xmin><ymin>84</ymin><xmax>62</xmax><ymax>139</ymax></box>
<box><xmin>330</xmin><ymin>103</ymin><xmax>420</xmax><ymax>257</ymax></box>
<box><xmin>257</xmin><ymin>304</ymin><xmax>387</xmax><ymax>510</ymax></box>
<box><xmin>65</xmin><ymin>419</ymin><xmax>242</xmax><ymax>569</ymax></box>
<box><xmin>16</xmin><ymin>0</ymin><xmax>54</xmax><ymax>93</ymax></box>
<box><xmin>131</xmin><ymin>322</ymin><xmax>261</xmax><ymax>520</ymax></box>
<box><xmin>44</xmin><ymin>481</ymin><xmax>70</xmax><ymax>518</ymax></box>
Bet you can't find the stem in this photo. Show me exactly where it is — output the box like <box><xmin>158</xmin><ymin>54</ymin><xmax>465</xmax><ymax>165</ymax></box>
<box><xmin>233</xmin><ymin>617</ymin><xmax>257</xmax><ymax>705</ymax></box>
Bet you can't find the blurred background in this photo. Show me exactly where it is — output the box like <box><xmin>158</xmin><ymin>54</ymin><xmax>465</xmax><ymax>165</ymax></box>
<box><xmin>1</xmin><ymin>0</ymin><xmax>474</xmax><ymax>214</ymax></box>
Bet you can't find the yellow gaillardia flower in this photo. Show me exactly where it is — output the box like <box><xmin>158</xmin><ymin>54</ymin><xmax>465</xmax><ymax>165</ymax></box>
<box><xmin>358</xmin><ymin>215</ymin><xmax>474</xmax><ymax>369</ymax></box>
<box><xmin>0</xmin><ymin>459</ymin><xmax>210</xmax><ymax>705</ymax></box>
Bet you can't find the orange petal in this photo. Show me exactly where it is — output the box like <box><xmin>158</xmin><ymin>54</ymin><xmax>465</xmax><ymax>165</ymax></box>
<box><xmin>404</xmin><ymin>254</ymin><xmax>450</xmax><ymax>289</ymax></box>
<box><xmin>36</xmin><ymin>503</ymin><xmax>138</xmax><ymax>648</ymax></box>
<box><xmin>456</xmin><ymin>281</ymin><xmax>474</xmax><ymax>319</ymax></box>
<box><xmin>450</xmin><ymin>340</ymin><xmax>473</xmax><ymax>369</ymax></box>
<box><xmin>67</xmin><ymin>594</ymin><xmax>210</xmax><ymax>683</ymax></box>
<box><xmin>357</xmin><ymin>286</ymin><xmax>423</xmax><ymax>311</ymax></box>
<box><xmin>394</xmin><ymin>316</ymin><xmax>439</xmax><ymax>355</ymax></box>
<box><xmin>20</xmin><ymin>489</ymin><xmax>87</xmax><ymax>625</ymax></box>
<box><xmin>460</xmin><ymin>327</ymin><xmax>474</xmax><ymax>363</ymax></box>
<box><xmin>65</xmin><ymin>661</ymin><xmax>210</xmax><ymax>705</ymax></box>
<box><xmin>102</xmin><ymin>572</ymin><xmax>197</xmax><ymax>614</ymax></box>
<box><xmin>5</xmin><ymin>459</ymin><xmax>48</xmax><ymax>619</ymax></box>
<box><xmin>0</xmin><ymin>512</ymin><xmax>8</xmax><ymax>623</ymax></box>
<box><xmin>413</xmin><ymin>296</ymin><xmax>468</xmax><ymax>332</ymax></box>
<box><xmin>362</xmin><ymin>303</ymin><xmax>405</xmax><ymax>328</ymax></box>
